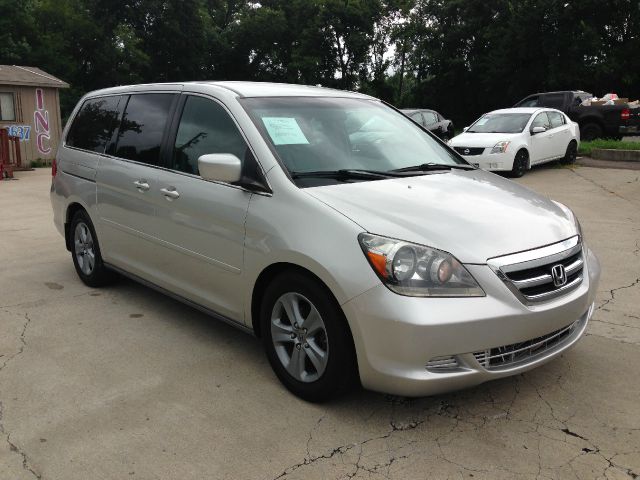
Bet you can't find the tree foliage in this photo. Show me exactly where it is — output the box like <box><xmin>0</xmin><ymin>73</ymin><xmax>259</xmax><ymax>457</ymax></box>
<box><xmin>3</xmin><ymin>0</ymin><xmax>638</xmax><ymax>125</ymax></box>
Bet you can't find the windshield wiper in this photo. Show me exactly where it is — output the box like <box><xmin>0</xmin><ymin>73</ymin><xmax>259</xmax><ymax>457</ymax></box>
<box><xmin>391</xmin><ymin>162</ymin><xmax>475</xmax><ymax>173</ymax></box>
<box><xmin>291</xmin><ymin>169</ymin><xmax>397</xmax><ymax>180</ymax></box>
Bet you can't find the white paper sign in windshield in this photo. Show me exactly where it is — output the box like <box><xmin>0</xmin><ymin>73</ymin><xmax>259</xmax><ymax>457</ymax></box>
<box><xmin>262</xmin><ymin>117</ymin><xmax>310</xmax><ymax>145</ymax></box>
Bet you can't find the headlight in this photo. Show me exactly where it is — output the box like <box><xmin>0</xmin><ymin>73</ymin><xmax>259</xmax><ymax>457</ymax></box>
<box><xmin>554</xmin><ymin>202</ymin><xmax>584</xmax><ymax>244</ymax></box>
<box><xmin>573</xmin><ymin>213</ymin><xmax>584</xmax><ymax>244</ymax></box>
<box><xmin>358</xmin><ymin>233</ymin><xmax>485</xmax><ymax>297</ymax></box>
<box><xmin>490</xmin><ymin>141</ymin><xmax>510</xmax><ymax>154</ymax></box>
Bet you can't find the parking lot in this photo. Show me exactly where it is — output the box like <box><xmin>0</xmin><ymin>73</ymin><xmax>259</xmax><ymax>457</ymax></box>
<box><xmin>1</xmin><ymin>165</ymin><xmax>638</xmax><ymax>480</ymax></box>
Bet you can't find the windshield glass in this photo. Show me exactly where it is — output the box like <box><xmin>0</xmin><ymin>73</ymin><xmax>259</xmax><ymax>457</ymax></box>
<box><xmin>467</xmin><ymin>113</ymin><xmax>531</xmax><ymax>133</ymax></box>
<box><xmin>241</xmin><ymin>97</ymin><xmax>466</xmax><ymax>177</ymax></box>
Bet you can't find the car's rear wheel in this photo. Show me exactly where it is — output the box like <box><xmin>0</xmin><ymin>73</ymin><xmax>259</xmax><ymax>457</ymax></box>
<box><xmin>70</xmin><ymin>210</ymin><xmax>116</xmax><ymax>287</ymax></box>
<box><xmin>580</xmin><ymin>122</ymin><xmax>602</xmax><ymax>141</ymax></box>
<box><xmin>561</xmin><ymin>141</ymin><xmax>577</xmax><ymax>165</ymax></box>
<box><xmin>510</xmin><ymin>150</ymin><xmax>528</xmax><ymax>178</ymax></box>
<box><xmin>260</xmin><ymin>271</ymin><xmax>357</xmax><ymax>402</ymax></box>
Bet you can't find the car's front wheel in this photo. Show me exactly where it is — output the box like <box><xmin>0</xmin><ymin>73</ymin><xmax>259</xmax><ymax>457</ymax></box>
<box><xmin>260</xmin><ymin>271</ymin><xmax>357</xmax><ymax>402</ymax></box>
<box><xmin>510</xmin><ymin>150</ymin><xmax>529</xmax><ymax>178</ymax></box>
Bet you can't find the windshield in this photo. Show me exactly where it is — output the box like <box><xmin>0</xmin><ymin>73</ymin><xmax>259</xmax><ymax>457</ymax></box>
<box><xmin>467</xmin><ymin>113</ymin><xmax>531</xmax><ymax>133</ymax></box>
<box><xmin>241</xmin><ymin>97</ymin><xmax>466</xmax><ymax>180</ymax></box>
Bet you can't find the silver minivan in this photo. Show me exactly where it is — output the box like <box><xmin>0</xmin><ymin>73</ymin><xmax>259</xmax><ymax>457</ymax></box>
<box><xmin>51</xmin><ymin>82</ymin><xmax>600</xmax><ymax>401</ymax></box>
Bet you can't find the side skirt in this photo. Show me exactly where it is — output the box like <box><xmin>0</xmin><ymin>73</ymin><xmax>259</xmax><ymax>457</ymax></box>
<box><xmin>104</xmin><ymin>263</ymin><xmax>256</xmax><ymax>336</ymax></box>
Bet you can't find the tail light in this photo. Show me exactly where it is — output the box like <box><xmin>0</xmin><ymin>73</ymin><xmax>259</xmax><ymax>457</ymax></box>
<box><xmin>52</xmin><ymin>158</ymin><xmax>57</xmax><ymax>177</ymax></box>
<box><xmin>621</xmin><ymin>108</ymin><xmax>630</xmax><ymax>121</ymax></box>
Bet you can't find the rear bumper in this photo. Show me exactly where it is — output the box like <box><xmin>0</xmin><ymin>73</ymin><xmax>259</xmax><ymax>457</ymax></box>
<box><xmin>619</xmin><ymin>125</ymin><xmax>639</xmax><ymax>136</ymax></box>
<box><xmin>342</xmin><ymin>247</ymin><xmax>600</xmax><ymax>397</ymax></box>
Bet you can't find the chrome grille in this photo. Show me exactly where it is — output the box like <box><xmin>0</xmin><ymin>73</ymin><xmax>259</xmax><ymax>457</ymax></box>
<box><xmin>488</xmin><ymin>236</ymin><xmax>584</xmax><ymax>304</ymax></box>
<box><xmin>473</xmin><ymin>320</ymin><xmax>579</xmax><ymax>370</ymax></box>
<box><xmin>453</xmin><ymin>146</ymin><xmax>485</xmax><ymax>156</ymax></box>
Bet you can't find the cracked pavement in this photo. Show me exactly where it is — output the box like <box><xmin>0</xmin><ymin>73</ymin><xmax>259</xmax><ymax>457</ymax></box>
<box><xmin>1</xmin><ymin>166</ymin><xmax>639</xmax><ymax>479</ymax></box>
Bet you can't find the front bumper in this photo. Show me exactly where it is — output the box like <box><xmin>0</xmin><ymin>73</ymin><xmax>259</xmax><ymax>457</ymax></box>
<box><xmin>342</xmin><ymin>247</ymin><xmax>600</xmax><ymax>397</ymax></box>
<box><xmin>457</xmin><ymin>149</ymin><xmax>515</xmax><ymax>172</ymax></box>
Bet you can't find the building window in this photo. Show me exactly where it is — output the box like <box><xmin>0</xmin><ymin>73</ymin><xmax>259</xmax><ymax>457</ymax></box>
<box><xmin>0</xmin><ymin>93</ymin><xmax>16</xmax><ymax>121</ymax></box>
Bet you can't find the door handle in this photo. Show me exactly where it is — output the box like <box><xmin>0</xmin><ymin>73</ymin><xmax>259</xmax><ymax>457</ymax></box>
<box><xmin>160</xmin><ymin>187</ymin><xmax>180</xmax><ymax>200</ymax></box>
<box><xmin>133</xmin><ymin>180</ymin><xmax>150</xmax><ymax>191</ymax></box>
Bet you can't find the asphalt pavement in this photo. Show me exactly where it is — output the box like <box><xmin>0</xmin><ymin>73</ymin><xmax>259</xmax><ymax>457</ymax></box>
<box><xmin>1</xmin><ymin>165</ymin><xmax>638</xmax><ymax>480</ymax></box>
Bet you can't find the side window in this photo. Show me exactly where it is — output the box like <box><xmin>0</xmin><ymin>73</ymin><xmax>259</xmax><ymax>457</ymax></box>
<box><xmin>114</xmin><ymin>93</ymin><xmax>175</xmax><ymax>165</ymax></box>
<box><xmin>409</xmin><ymin>112</ymin><xmax>424</xmax><ymax>126</ymax></box>
<box><xmin>518</xmin><ymin>96</ymin><xmax>539</xmax><ymax>108</ymax></box>
<box><xmin>541</xmin><ymin>93</ymin><xmax>565</xmax><ymax>109</ymax></box>
<box><xmin>547</xmin><ymin>111</ymin><xmax>564</xmax><ymax>128</ymax></box>
<box><xmin>172</xmin><ymin>95</ymin><xmax>250</xmax><ymax>176</ymax></box>
<box><xmin>66</xmin><ymin>96</ymin><xmax>122</xmax><ymax>153</ymax></box>
<box><xmin>423</xmin><ymin>111</ymin><xmax>438</xmax><ymax>125</ymax></box>
<box><xmin>531</xmin><ymin>112</ymin><xmax>551</xmax><ymax>130</ymax></box>
<box><xmin>0</xmin><ymin>93</ymin><xmax>15</xmax><ymax>121</ymax></box>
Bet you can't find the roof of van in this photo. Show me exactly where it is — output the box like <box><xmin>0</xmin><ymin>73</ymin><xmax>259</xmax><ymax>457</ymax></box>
<box><xmin>199</xmin><ymin>81</ymin><xmax>375</xmax><ymax>99</ymax></box>
<box><xmin>87</xmin><ymin>81</ymin><xmax>375</xmax><ymax>99</ymax></box>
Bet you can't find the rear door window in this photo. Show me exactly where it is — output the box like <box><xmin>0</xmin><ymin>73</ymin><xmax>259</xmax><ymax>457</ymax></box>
<box><xmin>66</xmin><ymin>96</ymin><xmax>122</xmax><ymax>153</ymax></box>
<box><xmin>114</xmin><ymin>93</ymin><xmax>176</xmax><ymax>165</ymax></box>
<box><xmin>547</xmin><ymin>111</ymin><xmax>565</xmax><ymax>129</ymax></box>
<box><xmin>540</xmin><ymin>93</ymin><xmax>566</xmax><ymax>109</ymax></box>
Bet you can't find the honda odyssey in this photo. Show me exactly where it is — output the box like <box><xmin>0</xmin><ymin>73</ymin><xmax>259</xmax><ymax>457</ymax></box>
<box><xmin>51</xmin><ymin>82</ymin><xmax>600</xmax><ymax>401</ymax></box>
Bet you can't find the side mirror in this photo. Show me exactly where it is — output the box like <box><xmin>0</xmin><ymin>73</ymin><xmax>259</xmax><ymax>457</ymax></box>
<box><xmin>531</xmin><ymin>126</ymin><xmax>546</xmax><ymax>135</ymax></box>
<box><xmin>462</xmin><ymin>126</ymin><xmax>469</xmax><ymax>132</ymax></box>
<box><xmin>198</xmin><ymin>154</ymin><xmax>242</xmax><ymax>183</ymax></box>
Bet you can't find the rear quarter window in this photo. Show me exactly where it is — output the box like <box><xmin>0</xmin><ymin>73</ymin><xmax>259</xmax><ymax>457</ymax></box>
<box><xmin>66</xmin><ymin>96</ymin><xmax>122</xmax><ymax>153</ymax></box>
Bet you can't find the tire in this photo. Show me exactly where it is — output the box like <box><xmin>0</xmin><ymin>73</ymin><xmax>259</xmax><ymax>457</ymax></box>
<box><xmin>70</xmin><ymin>210</ymin><xmax>116</xmax><ymax>287</ymax></box>
<box><xmin>509</xmin><ymin>150</ymin><xmax>529</xmax><ymax>178</ymax></box>
<box><xmin>580</xmin><ymin>122</ymin><xmax>603</xmax><ymax>141</ymax></box>
<box><xmin>561</xmin><ymin>141</ymin><xmax>577</xmax><ymax>165</ymax></box>
<box><xmin>260</xmin><ymin>271</ymin><xmax>357</xmax><ymax>402</ymax></box>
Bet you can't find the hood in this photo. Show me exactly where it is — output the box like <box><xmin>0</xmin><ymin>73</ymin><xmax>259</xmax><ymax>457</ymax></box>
<box><xmin>451</xmin><ymin>132</ymin><xmax>521</xmax><ymax>148</ymax></box>
<box><xmin>306</xmin><ymin>170</ymin><xmax>577</xmax><ymax>264</ymax></box>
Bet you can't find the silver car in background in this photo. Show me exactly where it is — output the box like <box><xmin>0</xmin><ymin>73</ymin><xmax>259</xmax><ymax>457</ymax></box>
<box><xmin>51</xmin><ymin>82</ymin><xmax>600</xmax><ymax>401</ymax></box>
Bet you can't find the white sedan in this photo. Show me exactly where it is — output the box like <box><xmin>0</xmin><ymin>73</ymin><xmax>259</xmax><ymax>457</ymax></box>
<box><xmin>449</xmin><ymin>108</ymin><xmax>580</xmax><ymax>177</ymax></box>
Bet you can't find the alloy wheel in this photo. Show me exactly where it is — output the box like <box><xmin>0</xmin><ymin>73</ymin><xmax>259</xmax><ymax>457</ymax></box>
<box><xmin>270</xmin><ymin>292</ymin><xmax>329</xmax><ymax>383</ymax></box>
<box><xmin>74</xmin><ymin>222</ymin><xmax>96</xmax><ymax>275</ymax></box>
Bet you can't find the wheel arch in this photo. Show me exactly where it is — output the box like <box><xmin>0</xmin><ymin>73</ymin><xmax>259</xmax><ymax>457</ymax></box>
<box><xmin>578</xmin><ymin>116</ymin><xmax>604</xmax><ymax>128</ymax></box>
<box><xmin>250</xmin><ymin>262</ymin><xmax>348</xmax><ymax>339</ymax></box>
<box><xmin>515</xmin><ymin>147</ymin><xmax>530</xmax><ymax>169</ymax></box>
<box><xmin>64</xmin><ymin>202</ymin><xmax>89</xmax><ymax>251</ymax></box>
